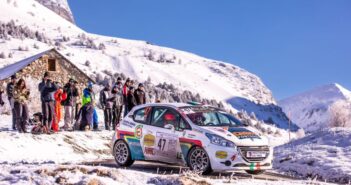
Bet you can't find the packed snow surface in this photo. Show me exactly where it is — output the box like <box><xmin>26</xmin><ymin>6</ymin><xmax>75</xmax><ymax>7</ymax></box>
<box><xmin>274</xmin><ymin>127</ymin><xmax>351</xmax><ymax>183</ymax></box>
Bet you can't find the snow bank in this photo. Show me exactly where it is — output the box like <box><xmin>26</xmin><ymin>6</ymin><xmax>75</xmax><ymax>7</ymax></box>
<box><xmin>0</xmin><ymin>164</ymin><xmax>332</xmax><ymax>185</ymax></box>
<box><xmin>0</xmin><ymin>115</ymin><xmax>112</xmax><ymax>164</ymax></box>
<box><xmin>274</xmin><ymin>128</ymin><xmax>351</xmax><ymax>183</ymax></box>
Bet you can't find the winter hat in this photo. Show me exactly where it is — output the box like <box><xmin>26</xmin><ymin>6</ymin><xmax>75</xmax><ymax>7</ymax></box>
<box><xmin>44</xmin><ymin>72</ymin><xmax>50</xmax><ymax>78</ymax></box>
<box><xmin>11</xmin><ymin>74</ymin><xmax>17</xmax><ymax>80</ymax></box>
<box><xmin>117</xmin><ymin>77</ymin><xmax>122</xmax><ymax>81</ymax></box>
<box><xmin>87</xmin><ymin>81</ymin><xmax>93</xmax><ymax>89</ymax></box>
<box><xmin>129</xmin><ymin>86</ymin><xmax>135</xmax><ymax>91</ymax></box>
<box><xmin>138</xmin><ymin>83</ymin><xmax>144</xmax><ymax>87</ymax></box>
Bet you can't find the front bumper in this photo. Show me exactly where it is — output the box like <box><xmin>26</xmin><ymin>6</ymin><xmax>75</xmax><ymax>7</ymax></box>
<box><xmin>205</xmin><ymin>145</ymin><xmax>273</xmax><ymax>172</ymax></box>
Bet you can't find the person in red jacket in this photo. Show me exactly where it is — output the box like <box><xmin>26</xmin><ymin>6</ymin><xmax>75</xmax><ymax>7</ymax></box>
<box><xmin>52</xmin><ymin>86</ymin><xmax>67</xmax><ymax>132</ymax></box>
<box><xmin>122</xmin><ymin>78</ymin><xmax>130</xmax><ymax>117</ymax></box>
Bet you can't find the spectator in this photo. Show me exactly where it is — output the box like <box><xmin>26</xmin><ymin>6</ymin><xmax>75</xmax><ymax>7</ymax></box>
<box><xmin>134</xmin><ymin>83</ymin><xmax>146</xmax><ymax>105</ymax></box>
<box><xmin>122</xmin><ymin>78</ymin><xmax>130</xmax><ymax>116</ymax></box>
<box><xmin>82</xmin><ymin>82</ymin><xmax>99</xmax><ymax>130</ymax></box>
<box><xmin>75</xmin><ymin>102</ymin><xmax>94</xmax><ymax>131</ymax></box>
<box><xmin>127</xmin><ymin>87</ymin><xmax>137</xmax><ymax>112</ymax></box>
<box><xmin>111</xmin><ymin>82</ymin><xmax>123</xmax><ymax>129</ymax></box>
<box><xmin>38</xmin><ymin>72</ymin><xmax>58</xmax><ymax>133</ymax></box>
<box><xmin>0</xmin><ymin>84</ymin><xmax>4</xmax><ymax>108</ymax></box>
<box><xmin>99</xmin><ymin>84</ymin><xmax>113</xmax><ymax>130</ymax></box>
<box><xmin>6</xmin><ymin>74</ymin><xmax>17</xmax><ymax>130</ymax></box>
<box><xmin>53</xmin><ymin>85</ymin><xmax>66</xmax><ymax>132</ymax></box>
<box><xmin>13</xmin><ymin>79</ymin><xmax>30</xmax><ymax>133</ymax></box>
<box><xmin>62</xmin><ymin>79</ymin><xmax>79</xmax><ymax>131</ymax></box>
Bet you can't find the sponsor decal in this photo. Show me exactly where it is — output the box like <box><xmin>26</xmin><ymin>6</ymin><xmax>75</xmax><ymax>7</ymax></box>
<box><xmin>213</xmin><ymin>128</ymin><xmax>227</xmax><ymax>133</ymax></box>
<box><xmin>250</xmin><ymin>163</ymin><xmax>261</xmax><ymax>171</ymax></box>
<box><xmin>215</xmin><ymin>151</ymin><xmax>228</xmax><ymax>159</ymax></box>
<box><xmin>122</xmin><ymin>120</ymin><xmax>136</xmax><ymax>128</ymax></box>
<box><xmin>143</xmin><ymin>134</ymin><xmax>156</xmax><ymax>147</ymax></box>
<box><xmin>155</xmin><ymin>132</ymin><xmax>178</xmax><ymax>158</ymax></box>
<box><xmin>144</xmin><ymin>147</ymin><xmax>155</xmax><ymax>155</ymax></box>
<box><xmin>187</xmin><ymin>134</ymin><xmax>196</xmax><ymax>139</ymax></box>
<box><xmin>231</xmin><ymin>154</ymin><xmax>237</xmax><ymax>161</ymax></box>
<box><xmin>229</xmin><ymin>128</ymin><xmax>260</xmax><ymax>140</ymax></box>
<box><xmin>135</xmin><ymin>125</ymin><xmax>143</xmax><ymax>139</ymax></box>
<box><xmin>116</xmin><ymin>130</ymin><xmax>134</xmax><ymax>139</ymax></box>
<box><xmin>123</xmin><ymin>135</ymin><xmax>145</xmax><ymax>160</ymax></box>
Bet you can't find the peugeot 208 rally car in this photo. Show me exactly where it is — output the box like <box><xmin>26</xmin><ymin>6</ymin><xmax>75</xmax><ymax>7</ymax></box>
<box><xmin>111</xmin><ymin>103</ymin><xmax>273</xmax><ymax>175</ymax></box>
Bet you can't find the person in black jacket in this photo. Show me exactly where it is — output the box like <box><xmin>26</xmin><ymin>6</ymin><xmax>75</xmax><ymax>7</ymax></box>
<box><xmin>127</xmin><ymin>87</ymin><xmax>137</xmax><ymax>112</ymax></box>
<box><xmin>6</xmin><ymin>74</ymin><xmax>17</xmax><ymax>130</ymax></box>
<box><xmin>100</xmin><ymin>84</ymin><xmax>113</xmax><ymax>130</ymax></box>
<box><xmin>134</xmin><ymin>83</ymin><xmax>146</xmax><ymax>105</ymax></box>
<box><xmin>38</xmin><ymin>72</ymin><xmax>58</xmax><ymax>132</ymax></box>
<box><xmin>0</xmin><ymin>84</ymin><xmax>4</xmax><ymax>107</ymax></box>
<box><xmin>62</xmin><ymin>79</ymin><xmax>79</xmax><ymax>131</ymax></box>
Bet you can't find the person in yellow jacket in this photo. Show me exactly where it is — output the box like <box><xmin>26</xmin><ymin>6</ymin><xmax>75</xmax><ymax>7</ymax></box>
<box><xmin>82</xmin><ymin>82</ymin><xmax>99</xmax><ymax>130</ymax></box>
<box><xmin>13</xmin><ymin>79</ymin><xmax>30</xmax><ymax>133</ymax></box>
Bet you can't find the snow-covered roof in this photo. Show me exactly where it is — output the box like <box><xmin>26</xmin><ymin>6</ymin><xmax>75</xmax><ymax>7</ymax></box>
<box><xmin>0</xmin><ymin>48</ymin><xmax>94</xmax><ymax>82</ymax></box>
<box><xmin>0</xmin><ymin>49</ymin><xmax>52</xmax><ymax>81</ymax></box>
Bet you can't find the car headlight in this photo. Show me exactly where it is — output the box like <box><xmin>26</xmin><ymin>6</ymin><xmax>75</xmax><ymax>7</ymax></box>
<box><xmin>205</xmin><ymin>133</ymin><xmax>236</xmax><ymax>148</ymax></box>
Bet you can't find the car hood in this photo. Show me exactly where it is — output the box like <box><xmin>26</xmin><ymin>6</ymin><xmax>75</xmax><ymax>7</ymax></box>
<box><xmin>202</xmin><ymin>126</ymin><xmax>269</xmax><ymax>146</ymax></box>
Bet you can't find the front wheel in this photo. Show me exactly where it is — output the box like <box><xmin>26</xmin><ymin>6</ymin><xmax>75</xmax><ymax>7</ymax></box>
<box><xmin>187</xmin><ymin>146</ymin><xmax>212</xmax><ymax>175</ymax></box>
<box><xmin>245</xmin><ymin>170</ymin><xmax>265</xmax><ymax>175</ymax></box>
<box><xmin>113</xmin><ymin>140</ymin><xmax>134</xmax><ymax>167</ymax></box>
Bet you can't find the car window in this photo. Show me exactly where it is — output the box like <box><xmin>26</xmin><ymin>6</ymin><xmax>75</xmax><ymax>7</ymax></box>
<box><xmin>151</xmin><ymin>107</ymin><xmax>187</xmax><ymax>130</ymax></box>
<box><xmin>179</xmin><ymin>118</ymin><xmax>191</xmax><ymax>130</ymax></box>
<box><xmin>134</xmin><ymin>107</ymin><xmax>151</xmax><ymax>124</ymax></box>
<box><xmin>217</xmin><ymin>112</ymin><xmax>231</xmax><ymax>125</ymax></box>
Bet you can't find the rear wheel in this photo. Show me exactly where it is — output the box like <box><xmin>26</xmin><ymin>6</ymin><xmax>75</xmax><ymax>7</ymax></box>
<box><xmin>187</xmin><ymin>146</ymin><xmax>212</xmax><ymax>175</ymax></box>
<box><xmin>245</xmin><ymin>170</ymin><xmax>265</xmax><ymax>175</ymax></box>
<box><xmin>113</xmin><ymin>140</ymin><xmax>134</xmax><ymax>167</ymax></box>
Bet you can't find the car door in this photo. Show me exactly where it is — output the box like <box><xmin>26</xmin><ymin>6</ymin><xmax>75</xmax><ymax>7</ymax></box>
<box><xmin>140</xmin><ymin>106</ymin><xmax>183</xmax><ymax>164</ymax></box>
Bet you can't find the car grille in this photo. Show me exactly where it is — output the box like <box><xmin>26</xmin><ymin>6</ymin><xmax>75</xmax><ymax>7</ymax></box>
<box><xmin>238</xmin><ymin>146</ymin><xmax>270</xmax><ymax>163</ymax></box>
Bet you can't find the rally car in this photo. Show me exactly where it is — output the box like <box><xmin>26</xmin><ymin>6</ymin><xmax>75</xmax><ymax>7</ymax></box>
<box><xmin>111</xmin><ymin>103</ymin><xmax>273</xmax><ymax>175</ymax></box>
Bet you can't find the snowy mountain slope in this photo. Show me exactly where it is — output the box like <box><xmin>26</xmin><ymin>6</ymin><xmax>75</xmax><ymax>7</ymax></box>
<box><xmin>0</xmin><ymin>0</ymin><xmax>298</xmax><ymax>132</ymax></box>
<box><xmin>279</xmin><ymin>83</ymin><xmax>351</xmax><ymax>133</ymax></box>
<box><xmin>35</xmin><ymin>0</ymin><xmax>74</xmax><ymax>23</ymax></box>
<box><xmin>274</xmin><ymin>128</ymin><xmax>351</xmax><ymax>184</ymax></box>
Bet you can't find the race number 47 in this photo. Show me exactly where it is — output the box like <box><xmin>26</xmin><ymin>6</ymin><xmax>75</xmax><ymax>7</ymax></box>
<box><xmin>158</xmin><ymin>138</ymin><xmax>167</xmax><ymax>151</ymax></box>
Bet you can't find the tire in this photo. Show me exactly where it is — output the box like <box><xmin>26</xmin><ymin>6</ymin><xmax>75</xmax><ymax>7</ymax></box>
<box><xmin>245</xmin><ymin>170</ymin><xmax>265</xmax><ymax>175</ymax></box>
<box><xmin>113</xmin><ymin>140</ymin><xmax>134</xmax><ymax>167</ymax></box>
<box><xmin>187</xmin><ymin>146</ymin><xmax>212</xmax><ymax>175</ymax></box>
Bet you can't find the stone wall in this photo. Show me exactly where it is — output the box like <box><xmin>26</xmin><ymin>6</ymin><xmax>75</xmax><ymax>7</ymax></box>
<box><xmin>0</xmin><ymin>50</ymin><xmax>92</xmax><ymax>113</ymax></box>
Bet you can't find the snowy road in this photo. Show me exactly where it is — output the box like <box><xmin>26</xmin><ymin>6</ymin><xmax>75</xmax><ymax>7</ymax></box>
<box><xmin>82</xmin><ymin>159</ymin><xmax>301</xmax><ymax>182</ymax></box>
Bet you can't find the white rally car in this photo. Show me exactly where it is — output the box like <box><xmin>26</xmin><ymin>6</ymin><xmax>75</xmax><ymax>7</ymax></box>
<box><xmin>111</xmin><ymin>103</ymin><xmax>273</xmax><ymax>175</ymax></box>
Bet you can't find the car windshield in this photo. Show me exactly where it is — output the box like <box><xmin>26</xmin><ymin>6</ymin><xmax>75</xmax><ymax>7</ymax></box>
<box><xmin>181</xmin><ymin>107</ymin><xmax>243</xmax><ymax>127</ymax></box>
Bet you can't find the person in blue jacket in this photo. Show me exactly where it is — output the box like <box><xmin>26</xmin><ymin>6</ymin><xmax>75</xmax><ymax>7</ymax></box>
<box><xmin>82</xmin><ymin>82</ymin><xmax>99</xmax><ymax>130</ymax></box>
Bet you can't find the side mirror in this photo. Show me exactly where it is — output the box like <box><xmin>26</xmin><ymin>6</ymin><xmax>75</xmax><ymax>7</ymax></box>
<box><xmin>164</xmin><ymin>124</ymin><xmax>175</xmax><ymax>131</ymax></box>
<box><xmin>128</xmin><ymin>114</ymin><xmax>134</xmax><ymax>119</ymax></box>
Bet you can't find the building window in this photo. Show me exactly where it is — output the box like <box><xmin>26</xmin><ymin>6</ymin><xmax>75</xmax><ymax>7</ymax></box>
<box><xmin>48</xmin><ymin>59</ymin><xmax>56</xmax><ymax>71</ymax></box>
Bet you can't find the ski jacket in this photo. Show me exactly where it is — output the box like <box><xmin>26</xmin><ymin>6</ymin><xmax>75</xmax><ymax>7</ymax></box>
<box><xmin>82</xmin><ymin>88</ymin><xmax>95</xmax><ymax>106</ymax></box>
<box><xmin>127</xmin><ymin>92</ymin><xmax>137</xmax><ymax>111</ymax></box>
<box><xmin>38</xmin><ymin>81</ymin><xmax>58</xmax><ymax>102</ymax></box>
<box><xmin>111</xmin><ymin>88</ymin><xmax>123</xmax><ymax>107</ymax></box>
<box><xmin>134</xmin><ymin>88</ymin><xmax>146</xmax><ymax>105</ymax></box>
<box><xmin>13</xmin><ymin>86</ymin><xmax>30</xmax><ymax>104</ymax></box>
<box><xmin>99</xmin><ymin>88</ymin><xmax>113</xmax><ymax>109</ymax></box>
<box><xmin>6</xmin><ymin>82</ymin><xmax>14</xmax><ymax>99</ymax></box>
<box><xmin>62</xmin><ymin>83</ymin><xmax>78</xmax><ymax>106</ymax></box>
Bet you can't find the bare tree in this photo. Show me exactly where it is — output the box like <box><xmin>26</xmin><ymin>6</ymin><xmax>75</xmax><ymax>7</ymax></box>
<box><xmin>329</xmin><ymin>100</ymin><xmax>351</xmax><ymax>127</ymax></box>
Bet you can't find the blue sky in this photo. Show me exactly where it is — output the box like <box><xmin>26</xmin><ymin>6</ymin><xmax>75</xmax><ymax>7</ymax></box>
<box><xmin>69</xmin><ymin>0</ymin><xmax>351</xmax><ymax>100</ymax></box>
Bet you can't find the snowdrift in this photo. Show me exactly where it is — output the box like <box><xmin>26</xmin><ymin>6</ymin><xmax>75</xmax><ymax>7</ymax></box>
<box><xmin>274</xmin><ymin>127</ymin><xmax>351</xmax><ymax>183</ymax></box>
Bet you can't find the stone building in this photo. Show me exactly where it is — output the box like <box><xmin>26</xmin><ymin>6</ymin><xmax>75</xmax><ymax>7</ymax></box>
<box><xmin>0</xmin><ymin>48</ymin><xmax>94</xmax><ymax>88</ymax></box>
<box><xmin>0</xmin><ymin>48</ymin><xmax>94</xmax><ymax>112</ymax></box>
